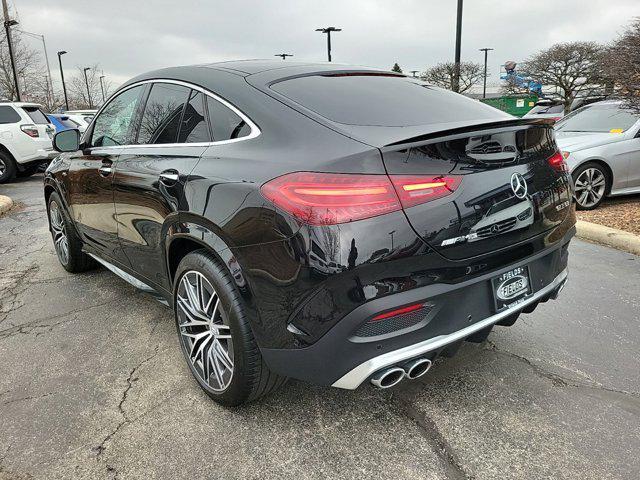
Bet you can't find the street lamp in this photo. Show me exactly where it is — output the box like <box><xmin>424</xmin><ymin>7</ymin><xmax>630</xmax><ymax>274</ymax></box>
<box><xmin>274</xmin><ymin>53</ymin><xmax>293</xmax><ymax>60</ymax></box>
<box><xmin>452</xmin><ymin>0</ymin><xmax>463</xmax><ymax>92</ymax></box>
<box><xmin>99</xmin><ymin>75</ymin><xmax>106</xmax><ymax>103</ymax></box>
<box><xmin>57</xmin><ymin>51</ymin><xmax>69</xmax><ymax>111</ymax></box>
<box><xmin>3</xmin><ymin>17</ymin><xmax>20</xmax><ymax>101</ymax></box>
<box><xmin>479</xmin><ymin>48</ymin><xmax>494</xmax><ymax>99</ymax></box>
<box><xmin>83</xmin><ymin>67</ymin><xmax>93</xmax><ymax>109</ymax></box>
<box><xmin>18</xmin><ymin>30</ymin><xmax>53</xmax><ymax>107</ymax></box>
<box><xmin>315</xmin><ymin>27</ymin><xmax>341</xmax><ymax>62</ymax></box>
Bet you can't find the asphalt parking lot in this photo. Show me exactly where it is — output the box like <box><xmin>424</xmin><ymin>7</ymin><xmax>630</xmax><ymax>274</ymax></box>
<box><xmin>1</xmin><ymin>174</ymin><xmax>639</xmax><ymax>480</ymax></box>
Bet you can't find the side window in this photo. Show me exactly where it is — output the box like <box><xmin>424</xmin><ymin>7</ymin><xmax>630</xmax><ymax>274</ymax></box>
<box><xmin>0</xmin><ymin>106</ymin><xmax>21</xmax><ymax>124</ymax></box>
<box><xmin>206</xmin><ymin>97</ymin><xmax>251</xmax><ymax>141</ymax></box>
<box><xmin>91</xmin><ymin>85</ymin><xmax>144</xmax><ymax>147</ymax></box>
<box><xmin>137</xmin><ymin>83</ymin><xmax>190</xmax><ymax>144</ymax></box>
<box><xmin>178</xmin><ymin>90</ymin><xmax>211</xmax><ymax>143</ymax></box>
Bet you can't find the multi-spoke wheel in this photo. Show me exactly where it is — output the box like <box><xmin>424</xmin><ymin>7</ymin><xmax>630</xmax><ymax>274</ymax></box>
<box><xmin>47</xmin><ymin>191</ymin><xmax>95</xmax><ymax>273</ymax></box>
<box><xmin>49</xmin><ymin>200</ymin><xmax>70</xmax><ymax>266</ymax></box>
<box><xmin>176</xmin><ymin>271</ymin><xmax>234</xmax><ymax>392</ymax></box>
<box><xmin>572</xmin><ymin>163</ymin><xmax>609</xmax><ymax>210</ymax></box>
<box><xmin>173</xmin><ymin>250</ymin><xmax>287</xmax><ymax>406</ymax></box>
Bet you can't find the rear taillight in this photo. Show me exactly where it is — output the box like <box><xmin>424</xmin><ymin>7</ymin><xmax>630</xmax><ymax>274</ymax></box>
<box><xmin>548</xmin><ymin>151</ymin><xmax>568</xmax><ymax>172</ymax></box>
<box><xmin>390</xmin><ymin>175</ymin><xmax>461</xmax><ymax>209</ymax></box>
<box><xmin>261</xmin><ymin>172</ymin><xmax>462</xmax><ymax>226</ymax></box>
<box><xmin>20</xmin><ymin>124</ymin><xmax>39</xmax><ymax>138</ymax></box>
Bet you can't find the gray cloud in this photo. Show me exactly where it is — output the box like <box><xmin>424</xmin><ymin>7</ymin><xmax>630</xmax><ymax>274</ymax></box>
<box><xmin>13</xmin><ymin>0</ymin><xmax>640</xmax><ymax>91</ymax></box>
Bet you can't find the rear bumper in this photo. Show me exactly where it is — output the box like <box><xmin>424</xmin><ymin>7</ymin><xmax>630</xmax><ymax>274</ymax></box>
<box><xmin>260</xmin><ymin>228</ymin><xmax>573</xmax><ymax>388</ymax></box>
<box><xmin>16</xmin><ymin>147</ymin><xmax>57</xmax><ymax>164</ymax></box>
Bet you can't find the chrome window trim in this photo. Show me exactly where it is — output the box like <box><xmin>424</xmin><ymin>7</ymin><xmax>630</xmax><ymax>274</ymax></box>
<box><xmin>86</xmin><ymin>78</ymin><xmax>261</xmax><ymax>151</ymax></box>
<box><xmin>332</xmin><ymin>268</ymin><xmax>569</xmax><ymax>390</ymax></box>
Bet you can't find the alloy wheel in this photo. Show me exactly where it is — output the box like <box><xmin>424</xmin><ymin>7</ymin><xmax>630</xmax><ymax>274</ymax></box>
<box><xmin>574</xmin><ymin>167</ymin><xmax>606</xmax><ymax>208</ymax></box>
<box><xmin>176</xmin><ymin>271</ymin><xmax>234</xmax><ymax>392</ymax></box>
<box><xmin>49</xmin><ymin>201</ymin><xmax>70</xmax><ymax>265</ymax></box>
<box><xmin>0</xmin><ymin>158</ymin><xmax>6</xmax><ymax>176</ymax></box>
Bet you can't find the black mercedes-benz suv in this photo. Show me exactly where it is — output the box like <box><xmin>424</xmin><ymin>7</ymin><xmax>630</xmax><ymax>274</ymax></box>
<box><xmin>44</xmin><ymin>60</ymin><xmax>575</xmax><ymax>406</ymax></box>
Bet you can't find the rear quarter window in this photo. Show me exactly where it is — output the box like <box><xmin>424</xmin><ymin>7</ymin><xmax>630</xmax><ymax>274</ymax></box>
<box><xmin>270</xmin><ymin>74</ymin><xmax>509</xmax><ymax>127</ymax></box>
<box><xmin>0</xmin><ymin>106</ymin><xmax>21</xmax><ymax>124</ymax></box>
<box><xmin>22</xmin><ymin>106</ymin><xmax>50</xmax><ymax>124</ymax></box>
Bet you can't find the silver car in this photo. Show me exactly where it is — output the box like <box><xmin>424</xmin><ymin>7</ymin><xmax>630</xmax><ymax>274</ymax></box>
<box><xmin>555</xmin><ymin>100</ymin><xmax>640</xmax><ymax>209</ymax></box>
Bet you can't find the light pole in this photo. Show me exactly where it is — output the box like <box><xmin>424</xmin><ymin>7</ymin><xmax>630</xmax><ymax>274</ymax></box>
<box><xmin>315</xmin><ymin>27</ymin><xmax>341</xmax><ymax>62</ymax></box>
<box><xmin>479</xmin><ymin>48</ymin><xmax>494</xmax><ymax>99</ymax></box>
<box><xmin>452</xmin><ymin>0</ymin><xmax>463</xmax><ymax>92</ymax></box>
<box><xmin>18</xmin><ymin>30</ymin><xmax>53</xmax><ymax>107</ymax></box>
<box><xmin>99</xmin><ymin>75</ymin><xmax>106</xmax><ymax>103</ymax></box>
<box><xmin>57</xmin><ymin>51</ymin><xmax>69</xmax><ymax>111</ymax></box>
<box><xmin>2</xmin><ymin>0</ymin><xmax>20</xmax><ymax>101</ymax></box>
<box><xmin>83</xmin><ymin>67</ymin><xmax>92</xmax><ymax>109</ymax></box>
<box><xmin>274</xmin><ymin>53</ymin><xmax>293</xmax><ymax>60</ymax></box>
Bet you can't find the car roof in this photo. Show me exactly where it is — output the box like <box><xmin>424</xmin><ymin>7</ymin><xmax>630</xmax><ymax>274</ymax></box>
<box><xmin>0</xmin><ymin>102</ymin><xmax>43</xmax><ymax>108</ymax></box>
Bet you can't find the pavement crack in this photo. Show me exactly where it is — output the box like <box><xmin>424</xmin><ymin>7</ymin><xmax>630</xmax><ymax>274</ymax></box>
<box><xmin>92</xmin><ymin>344</ymin><xmax>161</xmax><ymax>459</ymax></box>
<box><xmin>2</xmin><ymin>392</ymin><xmax>54</xmax><ymax>406</ymax></box>
<box><xmin>485</xmin><ymin>340</ymin><xmax>640</xmax><ymax>401</ymax></box>
<box><xmin>393</xmin><ymin>392</ymin><xmax>473</xmax><ymax>480</ymax></box>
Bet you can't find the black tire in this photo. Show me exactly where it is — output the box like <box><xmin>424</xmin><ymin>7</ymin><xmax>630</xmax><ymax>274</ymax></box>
<box><xmin>496</xmin><ymin>312</ymin><xmax>520</xmax><ymax>327</ymax></box>
<box><xmin>174</xmin><ymin>250</ymin><xmax>287</xmax><ymax>406</ymax></box>
<box><xmin>17</xmin><ymin>163</ymin><xmax>41</xmax><ymax>177</ymax></box>
<box><xmin>572</xmin><ymin>162</ymin><xmax>610</xmax><ymax>210</ymax></box>
<box><xmin>466</xmin><ymin>324</ymin><xmax>494</xmax><ymax>343</ymax></box>
<box><xmin>0</xmin><ymin>151</ymin><xmax>17</xmax><ymax>184</ymax></box>
<box><xmin>47</xmin><ymin>191</ymin><xmax>95</xmax><ymax>273</ymax></box>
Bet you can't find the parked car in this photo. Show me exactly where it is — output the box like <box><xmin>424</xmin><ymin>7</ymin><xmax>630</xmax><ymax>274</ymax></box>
<box><xmin>555</xmin><ymin>100</ymin><xmax>640</xmax><ymax>209</ymax></box>
<box><xmin>0</xmin><ymin>102</ymin><xmax>57</xmax><ymax>183</ymax></box>
<box><xmin>60</xmin><ymin>113</ymin><xmax>92</xmax><ymax>133</ymax></box>
<box><xmin>523</xmin><ymin>99</ymin><xmax>565</xmax><ymax>121</ymax></box>
<box><xmin>47</xmin><ymin>114</ymin><xmax>80</xmax><ymax>132</ymax></box>
<box><xmin>44</xmin><ymin>61</ymin><xmax>575</xmax><ymax>406</ymax></box>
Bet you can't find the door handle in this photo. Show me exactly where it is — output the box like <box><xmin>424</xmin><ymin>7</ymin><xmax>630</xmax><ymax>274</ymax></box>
<box><xmin>98</xmin><ymin>165</ymin><xmax>112</xmax><ymax>177</ymax></box>
<box><xmin>159</xmin><ymin>170</ymin><xmax>180</xmax><ymax>186</ymax></box>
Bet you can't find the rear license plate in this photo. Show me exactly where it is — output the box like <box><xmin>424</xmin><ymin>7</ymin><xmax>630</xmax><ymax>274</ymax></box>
<box><xmin>492</xmin><ymin>266</ymin><xmax>532</xmax><ymax>311</ymax></box>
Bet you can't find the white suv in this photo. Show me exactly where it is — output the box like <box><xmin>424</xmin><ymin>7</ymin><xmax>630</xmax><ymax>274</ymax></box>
<box><xmin>0</xmin><ymin>102</ymin><xmax>57</xmax><ymax>183</ymax></box>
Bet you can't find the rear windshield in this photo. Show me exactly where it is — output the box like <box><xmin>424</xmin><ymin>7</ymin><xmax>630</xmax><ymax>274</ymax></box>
<box><xmin>22</xmin><ymin>106</ymin><xmax>50</xmax><ymax>124</ymax></box>
<box><xmin>556</xmin><ymin>104</ymin><xmax>639</xmax><ymax>133</ymax></box>
<box><xmin>528</xmin><ymin>104</ymin><xmax>564</xmax><ymax>115</ymax></box>
<box><xmin>270</xmin><ymin>74</ymin><xmax>508</xmax><ymax>127</ymax></box>
<box><xmin>58</xmin><ymin>117</ymin><xmax>79</xmax><ymax>128</ymax></box>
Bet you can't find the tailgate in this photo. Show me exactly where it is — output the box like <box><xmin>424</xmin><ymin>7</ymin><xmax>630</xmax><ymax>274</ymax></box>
<box><xmin>381</xmin><ymin>120</ymin><xmax>573</xmax><ymax>260</ymax></box>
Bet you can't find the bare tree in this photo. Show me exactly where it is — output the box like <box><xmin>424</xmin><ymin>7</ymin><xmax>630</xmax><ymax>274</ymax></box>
<box><xmin>602</xmin><ymin>17</ymin><xmax>640</xmax><ymax>110</ymax></box>
<box><xmin>68</xmin><ymin>65</ymin><xmax>113</xmax><ymax>109</ymax></box>
<box><xmin>521</xmin><ymin>41</ymin><xmax>604</xmax><ymax>113</ymax></box>
<box><xmin>0</xmin><ymin>29</ymin><xmax>45</xmax><ymax>102</ymax></box>
<box><xmin>421</xmin><ymin>62</ymin><xmax>483</xmax><ymax>94</ymax></box>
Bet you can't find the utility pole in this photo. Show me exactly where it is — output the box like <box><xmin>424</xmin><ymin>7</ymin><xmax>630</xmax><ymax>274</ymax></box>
<box><xmin>315</xmin><ymin>27</ymin><xmax>341</xmax><ymax>62</ymax></box>
<box><xmin>410</xmin><ymin>70</ymin><xmax>419</xmax><ymax>78</ymax></box>
<box><xmin>452</xmin><ymin>0</ymin><xmax>463</xmax><ymax>93</ymax></box>
<box><xmin>57</xmin><ymin>51</ymin><xmax>69</xmax><ymax>111</ymax></box>
<box><xmin>2</xmin><ymin>0</ymin><xmax>21</xmax><ymax>101</ymax></box>
<box><xmin>83</xmin><ymin>67</ymin><xmax>92</xmax><ymax>109</ymax></box>
<box><xmin>99</xmin><ymin>75</ymin><xmax>106</xmax><ymax>103</ymax></box>
<box><xmin>479</xmin><ymin>47</ymin><xmax>494</xmax><ymax>99</ymax></box>
<box><xmin>18</xmin><ymin>30</ymin><xmax>53</xmax><ymax>107</ymax></box>
<box><xmin>274</xmin><ymin>53</ymin><xmax>293</xmax><ymax>60</ymax></box>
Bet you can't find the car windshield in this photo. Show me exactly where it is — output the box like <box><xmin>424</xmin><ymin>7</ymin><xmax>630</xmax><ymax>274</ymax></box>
<box><xmin>528</xmin><ymin>104</ymin><xmax>564</xmax><ymax>115</ymax></box>
<box><xmin>556</xmin><ymin>104</ymin><xmax>639</xmax><ymax>133</ymax></box>
<box><xmin>271</xmin><ymin>73</ymin><xmax>508</xmax><ymax>127</ymax></box>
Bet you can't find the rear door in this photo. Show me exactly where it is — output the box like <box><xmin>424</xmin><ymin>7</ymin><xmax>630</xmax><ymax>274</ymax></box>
<box><xmin>381</xmin><ymin>122</ymin><xmax>573</xmax><ymax>260</ymax></box>
<box><xmin>113</xmin><ymin>82</ymin><xmax>210</xmax><ymax>291</ymax></box>
<box><xmin>64</xmin><ymin>85</ymin><xmax>146</xmax><ymax>263</ymax></box>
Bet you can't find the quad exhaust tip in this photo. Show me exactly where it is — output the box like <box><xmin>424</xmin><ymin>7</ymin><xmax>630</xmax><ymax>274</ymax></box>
<box><xmin>370</xmin><ymin>367</ymin><xmax>405</xmax><ymax>389</ymax></box>
<box><xmin>404</xmin><ymin>358</ymin><xmax>432</xmax><ymax>379</ymax></box>
<box><xmin>370</xmin><ymin>358</ymin><xmax>433</xmax><ymax>388</ymax></box>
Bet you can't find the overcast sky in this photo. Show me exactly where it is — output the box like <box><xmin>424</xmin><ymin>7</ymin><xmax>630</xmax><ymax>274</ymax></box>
<box><xmin>12</xmin><ymin>0</ymin><xmax>640</xmax><ymax>92</ymax></box>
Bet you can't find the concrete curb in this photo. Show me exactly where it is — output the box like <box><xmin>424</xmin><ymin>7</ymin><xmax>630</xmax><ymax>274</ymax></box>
<box><xmin>576</xmin><ymin>220</ymin><xmax>640</xmax><ymax>256</ymax></box>
<box><xmin>0</xmin><ymin>194</ymin><xmax>13</xmax><ymax>216</ymax></box>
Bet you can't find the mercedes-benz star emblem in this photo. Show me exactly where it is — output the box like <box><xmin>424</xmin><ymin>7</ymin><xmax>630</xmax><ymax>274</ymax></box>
<box><xmin>510</xmin><ymin>173</ymin><xmax>528</xmax><ymax>199</ymax></box>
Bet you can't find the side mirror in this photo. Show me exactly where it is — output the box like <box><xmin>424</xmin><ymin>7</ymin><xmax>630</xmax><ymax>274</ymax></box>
<box><xmin>53</xmin><ymin>128</ymin><xmax>80</xmax><ymax>152</ymax></box>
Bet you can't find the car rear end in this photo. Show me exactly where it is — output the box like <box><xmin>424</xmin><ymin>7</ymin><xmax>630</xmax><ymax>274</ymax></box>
<box><xmin>245</xmin><ymin>70</ymin><xmax>576</xmax><ymax>389</ymax></box>
<box><xmin>14</xmin><ymin>104</ymin><xmax>56</xmax><ymax>166</ymax></box>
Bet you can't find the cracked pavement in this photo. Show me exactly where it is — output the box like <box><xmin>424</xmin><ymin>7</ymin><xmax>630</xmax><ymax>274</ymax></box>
<box><xmin>1</xmin><ymin>175</ymin><xmax>639</xmax><ymax>479</ymax></box>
